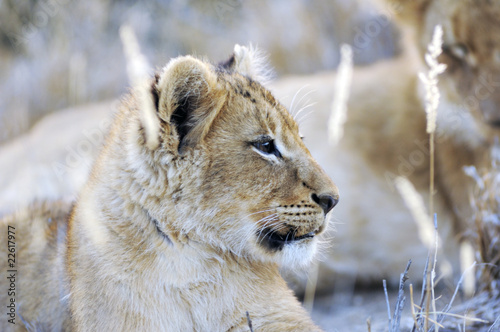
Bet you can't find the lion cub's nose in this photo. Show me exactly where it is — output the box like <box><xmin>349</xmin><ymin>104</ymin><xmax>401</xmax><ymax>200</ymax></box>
<box><xmin>312</xmin><ymin>193</ymin><xmax>339</xmax><ymax>214</ymax></box>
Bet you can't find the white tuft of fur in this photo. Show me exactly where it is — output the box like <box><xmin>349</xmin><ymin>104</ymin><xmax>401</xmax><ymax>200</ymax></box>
<box><xmin>233</xmin><ymin>44</ymin><xmax>274</xmax><ymax>84</ymax></box>
<box><xmin>120</xmin><ymin>25</ymin><xmax>160</xmax><ymax>150</ymax></box>
<box><xmin>279</xmin><ymin>239</ymin><xmax>318</xmax><ymax>268</ymax></box>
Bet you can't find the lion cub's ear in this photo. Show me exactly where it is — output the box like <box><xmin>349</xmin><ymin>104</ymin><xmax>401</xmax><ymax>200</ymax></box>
<box><xmin>219</xmin><ymin>44</ymin><xmax>273</xmax><ymax>84</ymax></box>
<box><xmin>154</xmin><ymin>56</ymin><xmax>226</xmax><ymax>153</ymax></box>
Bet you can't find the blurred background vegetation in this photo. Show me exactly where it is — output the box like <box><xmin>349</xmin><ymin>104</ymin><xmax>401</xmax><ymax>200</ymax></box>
<box><xmin>0</xmin><ymin>0</ymin><xmax>399</xmax><ymax>143</ymax></box>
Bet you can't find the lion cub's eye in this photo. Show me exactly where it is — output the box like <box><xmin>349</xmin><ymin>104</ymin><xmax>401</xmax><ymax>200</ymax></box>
<box><xmin>252</xmin><ymin>140</ymin><xmax>282</xmax><ymax>158</ymax></box>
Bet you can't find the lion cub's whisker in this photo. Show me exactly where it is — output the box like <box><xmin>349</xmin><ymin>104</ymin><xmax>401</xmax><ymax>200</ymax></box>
<box><xmin>289</xmin><ymin>84</ymin><xmax>311</xmax><ymax>117</ymax></box>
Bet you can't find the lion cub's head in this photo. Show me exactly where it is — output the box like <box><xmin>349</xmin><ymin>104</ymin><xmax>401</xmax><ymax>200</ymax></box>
<box><xmin>391</xmin><ymin>0</ymin><xmax>500</xmax><ymax>146</ymax></box>
<box><xmin>128</xmin><ymin>45</ymin><xmax>338</xmax><ymax>267</ymax></box>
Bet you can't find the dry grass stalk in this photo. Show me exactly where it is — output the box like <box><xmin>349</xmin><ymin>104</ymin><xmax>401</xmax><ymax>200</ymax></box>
<box><xmin>434</xmin><ymin>261</ymin><xmax>477</xmax><ymax>329</ymax></box>
<box><xmin>418</xmin><ymin>24</ymin><xmax>446</xmax><ymax>218</ymax></box>
<box><xmin>427</xmin><ymin>216</ymin><xmax>439</xmax><ymax>332</ymax></box>
<box><xmin>119</xmin><ymin>25</ymin><xmax>160</xmax><ymax>150</ymax></box>
<box><xmin>382</xmin><ymin>261</ymin><xmax>412</xmax><ymax>332</ymax></box>
<box><xmin>411</xmin><ymin>257</ymin><xmax>430</xmax><ymax>332</ymax></box>
<box><xmin>392</xmin><ymin>260</ymin><xmax>412</xmax><ymax>332</ymax></box>
<box><xmin>410</xmin><ymin>284</ymin><xmax>420</xmax><ymax>328</ymax></box>
<box><xmin>464</xmin><ymin>141</ymin><xmax>500</xmax><ymax>290</ymax></box>
<box><xmin>328</xmin><ymin>44</ymin><xmax>353</xmax><ymax>145</ymax></box>
<box><xmin>417</xmin><ymin>27</ymin><xmax>446</xmax><ymax>329</ymax></box>
<box><xmin>383</xmin><ymin>279</ymin><xmax>392</xmax><ymax>331</ymax></box>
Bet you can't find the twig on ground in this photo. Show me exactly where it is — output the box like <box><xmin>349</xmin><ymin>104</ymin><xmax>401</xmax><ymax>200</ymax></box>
<box><xmin>246</xmin><ymin>311</ymin><xmax>254</xmax><ymax>332</ymax></box>
<box><xmin>436</xmin><ymin>261</ymin><xmax>477</xmax><ymax>328</ymax></box>
<box><xmin>412</xmin><ymin>256</ymin><xmax>430</xmax><ymax>332</ymax></box>
<box><xmin>428</xmin><ymin>215</ymin><xmax>439</xmax><ymax>332</ymax></box>
<box><xmin>383</xmin><ymin>279</ymin><xmax>392</xmax><ymax>331</ymax></box>
<box><xmin>488</xmin><ymin>315</ymin><xmax>500</xmax><ymax>332</ymax></box>
<box><xmin>410</xmin><ymin>284</ymin><xmax>419</xmax><ymax>328</ymax></box>
<box><xmin>434</xmin><ymin>312</ymin><xmax>488</xmax><ymax>324</ymax></box>
<box><xmin>391</xmin><ymin>260</ymin><xmax>411</xmax><ymax>332</ymax></box>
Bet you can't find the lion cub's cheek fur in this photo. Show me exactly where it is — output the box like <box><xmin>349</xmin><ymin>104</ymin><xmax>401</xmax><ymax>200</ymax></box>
<box><xmin>186</xmin><ymin>84</ymin><xmax>338</xmax><ymax>266</ymax></box>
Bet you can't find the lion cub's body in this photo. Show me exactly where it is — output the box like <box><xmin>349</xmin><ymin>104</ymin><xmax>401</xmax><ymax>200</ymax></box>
<box><xmin>0</xmin><ymin>47</ymin><xmax>337</xmax><ymax>331</ymax></box>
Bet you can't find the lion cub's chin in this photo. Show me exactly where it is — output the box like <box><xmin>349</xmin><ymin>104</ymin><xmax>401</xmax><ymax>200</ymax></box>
<box><xmin>253</xmin><ymin>236</ymin><xmax>319</xmax><ymax>268</ymax></box>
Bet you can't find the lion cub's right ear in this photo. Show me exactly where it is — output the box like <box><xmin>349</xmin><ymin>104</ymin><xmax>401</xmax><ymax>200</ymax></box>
<box><xmin>153</xmin><ymin>56</ymin><xmax>226</xmax><ymax>153</ymax></box>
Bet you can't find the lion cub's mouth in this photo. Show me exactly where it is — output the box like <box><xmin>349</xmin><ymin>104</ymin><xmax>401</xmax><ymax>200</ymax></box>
<box><xmin>259</xmin><ymin>228</ymin><xmax>317</xmax><ymax>251</ymax></box>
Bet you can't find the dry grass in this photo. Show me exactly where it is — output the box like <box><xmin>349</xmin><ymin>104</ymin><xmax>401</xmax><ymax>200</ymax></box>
<box><xmin>464</xmin><ymin>142</ymin><xmax>500</xmax><ymax>292</ymax></box>
<box><xmin>386</xmin><ymin>26</ymin><xmax>446</xmax><ymax>331</ymax></box>
<box><xmin>459</xmin><ymin>141</ymin><xmax>500</xmax><ymax>330</ymax></box>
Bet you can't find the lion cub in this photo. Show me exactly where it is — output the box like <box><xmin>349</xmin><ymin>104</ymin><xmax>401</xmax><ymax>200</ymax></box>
<box><xmin>0</xmin><ymin>46</ymin><xmax>338</xmax><ymax>331</ymax></box>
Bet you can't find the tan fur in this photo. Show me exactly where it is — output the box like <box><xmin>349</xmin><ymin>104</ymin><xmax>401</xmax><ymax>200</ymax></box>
<box><xmin>0</xmin><ymin>200</ymin><xmax>73</xmax><ymax>331</ymax></box>
<box><xmin>0</xmin><ymin>47</ymin><xmax>337</xmax><ymax>331</ymax></box>
<box><xmin>275</xmin><ymin>0</ymin><xmax>500</xmax><ymax>290</ymax></box>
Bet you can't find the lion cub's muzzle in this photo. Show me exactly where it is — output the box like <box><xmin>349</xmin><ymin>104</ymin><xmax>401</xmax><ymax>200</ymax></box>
<box><xmin>258</xmin><ymin>193</ymin><xmax>338</xmax><ymax>251</ymax></box>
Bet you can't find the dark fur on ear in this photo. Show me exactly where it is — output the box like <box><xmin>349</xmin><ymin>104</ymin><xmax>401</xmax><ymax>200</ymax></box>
<box><xmin>171</xmin><ymin>89</ymin><xmax>197</xmax><ymax>145</ymax></box>
<box><xmin>151</xmin><ymin>73</ymin><xmax>161</xmax><ymax>112</ymax></box>
<box><xmin>218</xmin><ymin>54</ymin><xmax>236</xmax><ymax>72</ymax></box>
<box><xmin>154</xmin><ymin>56</ymin><xmax>227</xmax><ymax>153</ymax></box>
